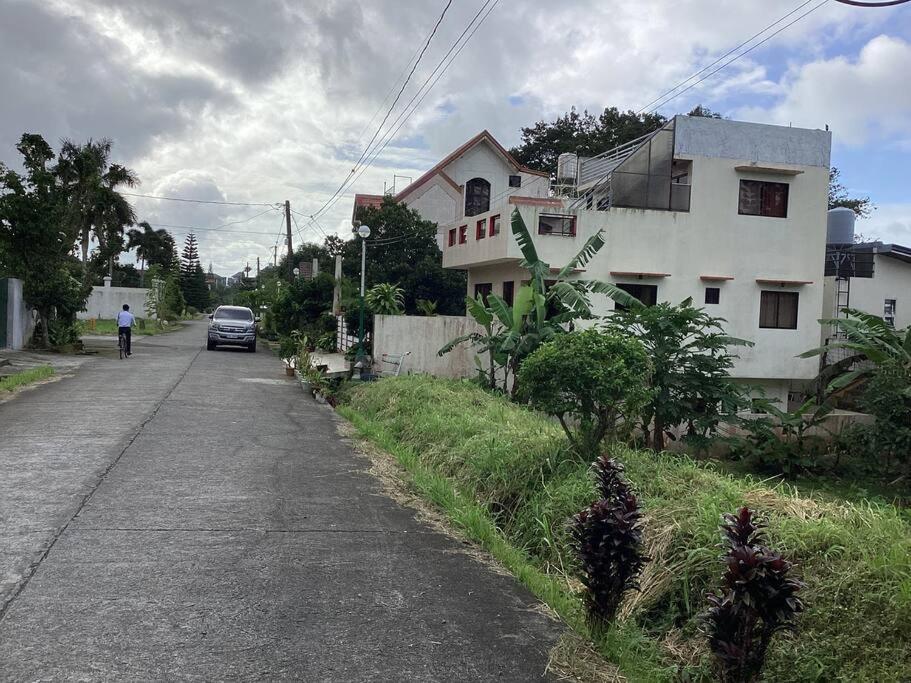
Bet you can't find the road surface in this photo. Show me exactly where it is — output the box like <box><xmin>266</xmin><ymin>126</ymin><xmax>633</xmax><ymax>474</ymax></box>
<box><xmin>0</xmin><ymin>321</ymin><xmax>561</xmax><ymax>680</ymax></box>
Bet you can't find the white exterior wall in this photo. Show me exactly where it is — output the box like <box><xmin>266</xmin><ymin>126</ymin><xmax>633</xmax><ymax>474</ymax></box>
<box><xmin>823</xmin><ymin>255</ymin><xmax>911</xmax><ymax>330</ymax></box>
<box><xmin>3</xmin><ymin>278</ymin><xmax>36</xmax><ymax>350</ymax></box>
<box><xmin>373</xmin><ymin>314</ymin><xmax>483</xmax><ymax>378</ymax></box>
<box><xmin>443</xmin><ymin>142</ymin><xmax>830</xmax><ymax>392</ymax></box>
<box><xmin>404</xmin><ymin>176</ymin><xmax>461</xmax><ymax>227</ymax></box>
<box><xmin>78</xmin><ymin>279</ymin><xmax>152</xmax><ymax>320</ymax></box>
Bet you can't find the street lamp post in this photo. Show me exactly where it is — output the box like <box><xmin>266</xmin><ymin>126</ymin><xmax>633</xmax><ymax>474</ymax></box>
<box><xmin>355</xmin><ymin>224</ymin><xmax>371</xmax><ymax>365</ymax></box>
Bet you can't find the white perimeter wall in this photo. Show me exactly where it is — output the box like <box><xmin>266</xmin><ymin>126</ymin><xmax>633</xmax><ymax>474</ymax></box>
<box><xmin>373</xmin><ymin>314</ymin><xmax>482</xmax><ymax>378</ymax></box>
<box><xmin>78</xmin><ymin>280</ymin><xmax>152</xmax><ymax>320</ymax></box>
<box><xmin>3</xmin><ymin>278</ymin><xmax>36</xmax><ymax>350</ymax></box>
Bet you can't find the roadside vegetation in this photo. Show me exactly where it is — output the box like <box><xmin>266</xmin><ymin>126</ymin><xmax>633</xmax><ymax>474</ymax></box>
<box><xmin>0</xmin><ymin>365</ymin><xmax>55</xmax><ymax>392</ymax></box>
<box><xmin>77</xmin><ymin>318</ymin><xmax>183</xmax><ymax>337</ymax></box>
<box><xmin>341</xmin><ymin>375</ymin><xmax>911</xmax><ymax>682</ymax></box>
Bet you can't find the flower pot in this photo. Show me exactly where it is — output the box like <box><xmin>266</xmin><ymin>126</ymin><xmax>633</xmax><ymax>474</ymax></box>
<box><xmin>285</xmin><ymin>365</ymin><xmax>295</xmax><ymax>377</ymax></box>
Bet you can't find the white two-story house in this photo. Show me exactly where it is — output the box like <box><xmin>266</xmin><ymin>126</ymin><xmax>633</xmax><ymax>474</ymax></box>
<box><xmin>353</xmin><ymin>130</ymin><xmax>551</xmax><ymax>247</ymax></box>
<box><xmin>440</xmin><ymin>115</ymin><xmax>833</xmax><ymax>405</ymax></box>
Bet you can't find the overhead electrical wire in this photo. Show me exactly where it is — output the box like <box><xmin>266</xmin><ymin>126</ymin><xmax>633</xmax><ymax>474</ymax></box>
<box><xmin>121</xmin><ymin>191</ymin><xmax>277</xmax><ymax>207</ymax></box>
<box><xmin>308</xmin><ymin>0</ymin><xmax>501</xmax><ymax>223</ymax></box>
<box><xmin>308</xmin><ymin>0</ymin><xmax>457</xmax><ymax>221</ymax></box>
<box><xmin>642</xmin><ymin>0</ymin><xmax>832</xmax><ymax>113</ymax></box>
<box><xmin>636</xmin><ymin>0</ymin><xmax>819</xmax><ymax>114</ymax></box>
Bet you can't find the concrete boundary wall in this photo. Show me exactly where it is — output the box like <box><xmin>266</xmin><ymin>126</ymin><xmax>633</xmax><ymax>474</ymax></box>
<box><xmin>78</xmin><ymin>278</ymin><xmax>151</xmax><ymax>320</ymax></box>
<box><xmin>2</xmin><ymin>278</ymin><xmax>35</xmax><ymax>350</ymax></box>
<box><xmin>373</xmin><ymin>314</ymin><xmax>482</xmax><ymax>378</ymax></box>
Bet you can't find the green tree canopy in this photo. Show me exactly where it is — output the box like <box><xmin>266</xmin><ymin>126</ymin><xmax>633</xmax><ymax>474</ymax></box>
<box><xmin>828</xmin><ymin>167</ymin><xmax>874</xmax><ymax>219</ymax></box>
<box><xmin>509</xmin><ymin>107</ymin><xmax>667</xmax><ymax>176</ymax></box>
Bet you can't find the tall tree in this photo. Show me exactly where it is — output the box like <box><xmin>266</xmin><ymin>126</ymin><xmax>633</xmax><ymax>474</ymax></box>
<box><xmin>127</xmin><ymin>221</ymin><xmax>174</xmax><ymax>286</ymax></box>
<box><xmin>56</xmin><ymin>138</ymin><xmax>138</xmax><ymax>279</ymax></box>
<box><xmin>179</xmin><ymin>232</ymin><xmax>209</xmax><ymax>311</ymax></box>
<box><xmin>349</xmin><ymin>197</ymin><xmax>467</xmax><ymax>315</ymax></box>
<box><xmin>509</xmin><ymin>107</ymin><xmax>667</xmax><ymax>176</ymax></box>
<box><xmin>0</xmin><ymin>134</ymin><xmax>89</xmax><ymax>347</ymax></box>
<box><xmin>829</xmin><ymin>167</ymin><xmax>874</xmax><ymax>218</ymax></box>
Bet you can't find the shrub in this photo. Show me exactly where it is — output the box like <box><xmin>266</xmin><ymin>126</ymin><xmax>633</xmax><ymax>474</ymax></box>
<box><xmin>365</xmin><ymin>282</ymin><xmax>405</xmax><ymax>315</ymax></box>
<box><xmin>860</xmin><ymin>359</ymin><xmax>911</xmax><ymax>469</ymax></box>
<box><xmin>704</xmin><ymin>507</ymin><xmax>804</xmax><ymax>683</ymax></box>
<box><xmin>571</xmin><ymin>456</ymin><xmax>647</xmax><ymax>624</ymax></box>
<box><xmin>517</xmin><ymin>329</ymin><xmax>651</xmax><ymax>459</ymax></box>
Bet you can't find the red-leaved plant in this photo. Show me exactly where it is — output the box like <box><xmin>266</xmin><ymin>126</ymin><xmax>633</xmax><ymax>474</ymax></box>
<box><xmin>570</xmin><ymin>456</ymin><xmax>647</xmax><ymax>623</ymax></box>
<box><xmin>704</xmin><ymin>507</ymin><xmax>805</xmax><ymax>683</ymax></box>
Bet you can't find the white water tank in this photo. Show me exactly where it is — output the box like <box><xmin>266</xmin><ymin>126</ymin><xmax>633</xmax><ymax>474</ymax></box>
<box><xmin>557</xmin><ymin>152</ymin><xmax>578</xmax><ymax>184</ymax></box>
<box><xmin>827</xmin><ymin>207</ymin><xmax>855</xmax><ymax>245</ymax></box>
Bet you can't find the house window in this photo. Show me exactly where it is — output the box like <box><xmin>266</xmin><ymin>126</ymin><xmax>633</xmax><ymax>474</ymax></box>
<box><xmin>465</xmin><ymin>178</ymin><xmax>491</xmax><ymax>217</ymax></box>
<box><xmin>615</xmin><ymin>283</ymin><xmax>658</xmax><ymax>311</ymax></box>
<box><xmin>538</xmin><ymin>214</ymin><xmax>576</xmax><ymax>237</ymax></box>
<box><xmin>448</xmin><ymin>228</ymin><xmax>456</xmax><ymax>247</ymax></box>
<box><xmin>509</xmin><ymin>175</ymin><xmax>522</xmax><ymax>187</ymax></box>
<box><xmin>476</xmin><ymin>218</ymin><xmax>487</xmax><ymax>240</ymax></box>
<box><xmin>738</xmin><ymin>180</ymin><xmax>789</xmax><ymax>218</ymax></box>
<box><xmin>474</xmin><ymin>282</ymin><xmax>492</xmax><ymax>305</ymax></box>
<box><xmin>458</xmin><ymin>225</ymin><xmax>467</xmax><ymax>244</ymax></box>
<box><xmin>489</xmin><ymin>214</ymin><xmax>501</xmax><ymax>236</ymax></box>
<box><xmin>705</xmin><ymin>287</ymin><xmax>720</xmax><ymax>305</ymax></box>
<box><xmin>759</xmin><ymin>291</ymin><xmax>799</xmax><ymax>329</ymax></box>
<box><xmin>502</xmin><ymin>280</ymin><xmax>514</xmax><ymax>306</ymax></box>
<box><xmin>884</xmin><ymin>299</ymin><xmax>897</xmax><ymax>327</ymax></box>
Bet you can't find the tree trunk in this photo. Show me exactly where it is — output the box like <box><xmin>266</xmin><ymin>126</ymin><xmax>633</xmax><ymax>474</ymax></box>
<box><xmin>653</xmin><ymin>415</ymin><xmax>665</xmax><ymax>452</ymax></box>
<box><xmin>139</xmin><ymin>257</ymin><xmax>145</xmax><ymax>287</ymax></box>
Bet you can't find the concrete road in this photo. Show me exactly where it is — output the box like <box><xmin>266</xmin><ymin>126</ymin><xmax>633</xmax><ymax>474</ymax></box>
<box><xmin>0</xmin><ymin>322</ymin><xmax>561</xmax><ymax>680</ymax></box>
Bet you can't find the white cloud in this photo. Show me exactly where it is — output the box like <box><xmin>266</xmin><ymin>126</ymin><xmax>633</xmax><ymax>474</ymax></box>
<box><xmin>862</xmin><ymin>203</ymin><xmax>911</xmax><ymax>246</ymax></box>
<box><xmin>739</xmin><ymin>35</ymin><xmax>911</xmax><ymax>146</ymax></box>
<box><xmin>2</xmin><ymin>0</ymin><xmax>907</xmax><ymax>274</ymax></box>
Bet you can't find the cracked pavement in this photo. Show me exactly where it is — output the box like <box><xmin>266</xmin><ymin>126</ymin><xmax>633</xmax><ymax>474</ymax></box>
<box><xmin>0</xmin><ymin>321</ymin><xmax>561</xmax><ymax>680</ymax></box>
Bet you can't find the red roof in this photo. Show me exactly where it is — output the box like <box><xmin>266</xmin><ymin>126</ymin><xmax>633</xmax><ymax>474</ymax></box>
<box><xmin>352</xmin><ymin>193</ymin><xmax>384</xmax><ymax>220</ymax></box>
<box><xmin>395</xmin><ymin>130</ymin><xmax>549</xmax><ymax>202</ymax></box>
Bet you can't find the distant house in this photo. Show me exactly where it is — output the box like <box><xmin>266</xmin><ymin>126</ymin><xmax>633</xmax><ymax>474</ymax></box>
<box><xmin>353</xmin><ymin>130</ymin><xmax>551</xmax><ymax>246</ymax></box>
<box><xmin>440</xmin><ymin>115</ymin><xmax>833</xmax><ymax>406</ymax></box>
<box><xmin>822</xmin><ymin>209</ymin><xmax>911</xmax><ymax>348</ymax></box>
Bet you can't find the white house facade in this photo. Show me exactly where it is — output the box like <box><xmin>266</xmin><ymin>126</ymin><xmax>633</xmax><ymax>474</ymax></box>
<box><xmin>441</xmin><ymin>116</ymin><xmax>833</xmax><ymax>404</ymax></box>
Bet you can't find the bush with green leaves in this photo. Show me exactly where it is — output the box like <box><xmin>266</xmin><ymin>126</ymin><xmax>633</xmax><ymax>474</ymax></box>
<box><xmin>365</xmin><ymin>282</ymin><xmax>405</xmax><ymax>315</ymax></box>
<box><xmin>704</xmin><ymin>507</ymin><xmax>804</xmax><ymax>683</ymax></box>
<box><xmin>602</xmin><ymin>299</ymin><xmax>751</xmax><ymax>452</ymax></box>
<box><xmin>571</xmin><ymin>456</ymin><xmax>647</xmax><ymax>624</ymax></box>
<box><xmin>860</xmin><ymin>359</ymin><xmax>911</xmax><ymax>469</ymax></box>
<box><xmin>517</xmin><ymin>329</ymin><xmax>651</xmax><ymax>459</ymax></box>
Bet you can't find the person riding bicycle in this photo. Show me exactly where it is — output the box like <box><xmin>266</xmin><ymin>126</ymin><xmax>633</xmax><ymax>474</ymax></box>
<box><xmin>116</xmin><ymin>304</ymin><xmax>135</xmax><ymax>356</ymax></box>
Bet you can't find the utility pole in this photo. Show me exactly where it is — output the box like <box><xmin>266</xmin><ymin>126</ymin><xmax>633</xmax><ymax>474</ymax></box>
<box><xmin>256</xmin><ymin>257</ymin><xmax>260</xmax><ymax>284</ymax></box>
<box><xmin>272</xmin><ymin>245</ymin><xmax>278</xmax><ymax>268</ymax></box>
<box><xmin>284</xmin><ymin>200</ymin><xmax>293</xmax><ymax>282</ymax></box>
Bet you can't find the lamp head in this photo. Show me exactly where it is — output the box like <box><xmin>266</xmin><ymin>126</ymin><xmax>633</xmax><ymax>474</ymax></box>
<box><xmin>357</xmin><ymin>224</ymin><xmax>371</xmax><ymax>239</ymax></box>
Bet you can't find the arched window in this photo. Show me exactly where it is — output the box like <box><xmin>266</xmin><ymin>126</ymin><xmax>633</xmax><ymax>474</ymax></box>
<box><xmin>464</xmin><ymin>177</ymin><xmax>490</xmax><ymax>217</ymax></box>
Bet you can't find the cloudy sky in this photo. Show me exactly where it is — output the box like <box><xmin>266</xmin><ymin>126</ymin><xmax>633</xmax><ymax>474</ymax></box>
<box><xmin>1</xmin><ymin>0</ymin><xmax>910</xmax><ymax>275</ymax></box>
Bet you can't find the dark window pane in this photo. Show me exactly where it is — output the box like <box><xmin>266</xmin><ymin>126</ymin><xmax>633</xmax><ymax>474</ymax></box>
<box><xmin>705</xmin><ymin>287</ymin><xmax>720</xmax><ymax>305</ymax></box>
<box><xmin>502</xmin><ymin>280</ymin><xmax>514</xmax><ymax>306</ymax></box>
<box><xmin>762</xmin><ymin>182</ymin><xmax>789</xmax><ymax>218</ymax></box>
<box><xmin>465</xmin><ymin>178</ymin><xmax>490</xmax><ymax>217</ymax></box>
<box><xmin>509</xmin><ymin>175</ymin><xmax>522</xmax><ymax>187</ymax></box>
<box><xmin>476</xmin><ymin>219</ymin><xmax>486</xmax><ymax>240</ymax></box>
<box><xmin>759</xmin><ymin>291</ymin><xmax>799</xmax><ymax>329</ymax></box>
<box><xmin>538</xmin><ymin>214</ymin><xmax>575</xmax><ymax>236</ymax></box>
<box><xmin>489</xmin><ymin>215</ymin><xmax>500</xmax><ymax>236</ymax></box>
<box><xmin>474</xmin><ymin>283</ymin><xmax>492</xmax><ymax>305</ymax></box>
<box><xmin>458</xmin><ymin>225</ymin><xmax>467</xmax><ymax>244</ymax></box>
<box><xmin>448</xmin><ymin>228</ymin><xmax>456</xmax><ymax>247</ymax></box>
<box><xmin>615</xmin><ymin>283</ymin><xmax>658</xmax><ymax>310</ymax></box>
<box><xmin>739</xmin><ymin>180</ymin><xmax>761</xmax><ymax>215</ymax></box>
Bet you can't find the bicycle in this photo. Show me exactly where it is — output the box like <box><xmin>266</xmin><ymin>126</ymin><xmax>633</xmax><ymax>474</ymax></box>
<box><xmin>118</xmin><ymin>330</ymin><xmax>129</xmax><ymax>360</ymax></box>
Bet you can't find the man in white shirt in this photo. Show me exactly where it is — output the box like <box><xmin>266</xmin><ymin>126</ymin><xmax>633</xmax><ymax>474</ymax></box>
<box><xmin>116</xmin><ymin>304</ymin><xmax>135</xmax><ymax>356</ymax></box>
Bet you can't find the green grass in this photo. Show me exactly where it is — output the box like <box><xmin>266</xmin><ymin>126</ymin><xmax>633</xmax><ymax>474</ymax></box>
<box><xmin>78</xmin><ymin>318</ymin><xmax>183</xmax><ymax>337</ymax></box>
<box><xmin>0</xmin><ymin>365</ymin><xmax>55</xmax><ymax>392</ymax></box>
<box><xmin>341</xmin><ymin>375</ymin><xmax>911</xmax><ymax>682</ymax></box>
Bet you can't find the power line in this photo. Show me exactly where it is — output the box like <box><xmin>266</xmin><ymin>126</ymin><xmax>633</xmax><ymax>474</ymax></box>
<box><xmin>636</xmin><ymin>0</ymin><xmax>819</xmax><ymax>114</ymax></box>
<box><xmin>122</xmin><ymin>191</ymin><xmax>277</xmax><ymax>207</ymax></box>
<box><xmin>644</xmin><ymin>0</ymin><xmax>832</xmax><ymax>114</ymax></box>
<box><xmin>309</xmin><ymin>0</ymin><xmax>501</xmax><ymax>223</ymax></box>
<box><xmin>148</xmin><ymin>223</ymin><xmax>284</xmax><ymax>236</ymax></box>
<box><xmin>308</xmin><ymin>0</ymin><xmax>455</xmax><ymax>221</ymax></box>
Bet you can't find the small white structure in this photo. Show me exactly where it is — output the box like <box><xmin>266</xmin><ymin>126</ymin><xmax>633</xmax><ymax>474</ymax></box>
<box><xmin>78</xmin><ymin>277</ymin><xmax>151</xmax><ymax>320</ymax></box>
<box><xmin>1</xmin><ymin>278</ymin><xmax>36</xmax><ymax>350</ymax></box>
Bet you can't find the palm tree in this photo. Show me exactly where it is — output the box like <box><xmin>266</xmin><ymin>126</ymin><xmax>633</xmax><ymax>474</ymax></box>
<box><xmin>57</xmin><ymin>138</ymin><xmax>138</xmax><ymax>279</ymax></box>
<box><xmin>127</xmin><ymin>222</ymin><xmax>172</xmax><ymax>286</ymax></box>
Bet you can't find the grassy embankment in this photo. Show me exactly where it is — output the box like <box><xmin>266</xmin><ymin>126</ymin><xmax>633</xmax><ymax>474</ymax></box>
<box><xmin>340</xmin><ymin>375</ymin><xmax>911</xmax><ymax>682</ymax></box>
<box><xmin>79</xmin><ymin>318</ymin><xmax>183</xmax><ymax>336</ymax></box>
<box><xmin>0</xmin><ymin>365</ymin><xmax>55</xmax><ymax>392</ymax></box>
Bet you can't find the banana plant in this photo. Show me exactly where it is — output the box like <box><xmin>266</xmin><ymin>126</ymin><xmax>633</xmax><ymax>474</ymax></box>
<box><xmin>800</xmin><ymin>308</ymin><xmax>911</xmax><ymax>394</ymax></box>
<box><xmin>437</xmin><ymin>294</ymin><xmax>506</xmax><ymax>389</ymax></box>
